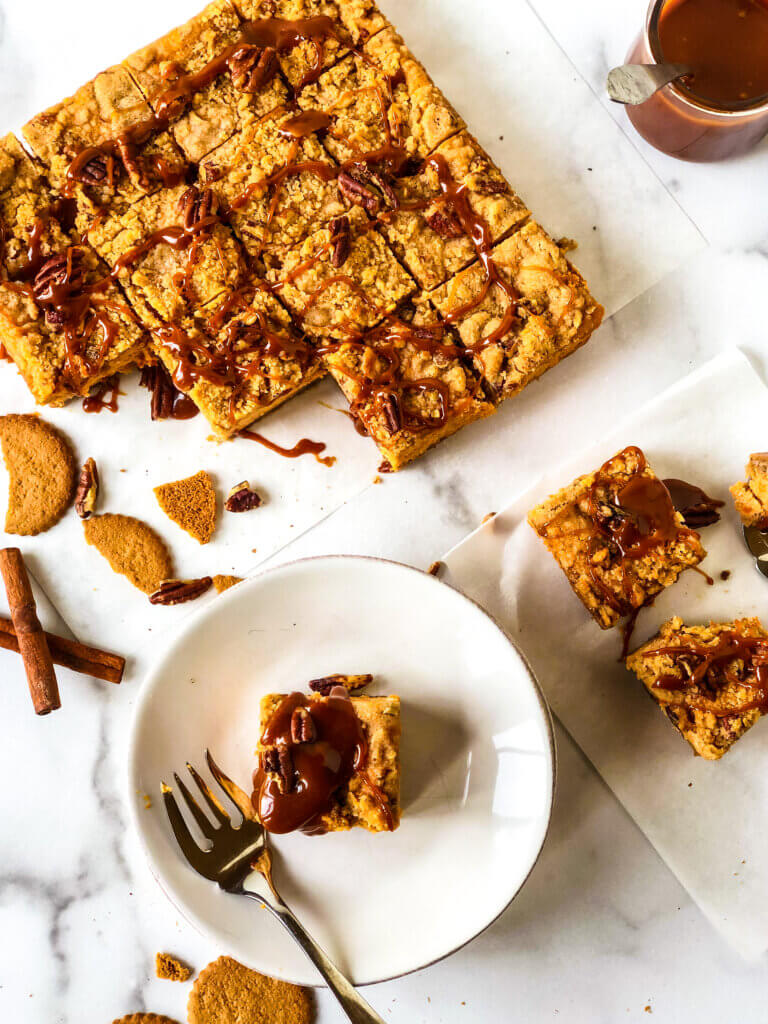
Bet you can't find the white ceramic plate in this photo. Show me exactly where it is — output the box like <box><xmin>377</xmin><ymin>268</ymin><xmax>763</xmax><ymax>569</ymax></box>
<box><xmin>127</xmin><ymin>556</ymin><xmax>555</xmax><ymax>986</ymax></box>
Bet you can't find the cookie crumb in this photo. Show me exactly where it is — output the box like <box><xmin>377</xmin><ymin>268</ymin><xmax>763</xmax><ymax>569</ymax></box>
<box><xmin>154</xmin><ymin>470</ymin><xmax>217</xmax><ymax>544</ymax></box>
<box><xmin>155</xmin><ymin>952</ymin><xmax>191</xmax><ymax>982</ymax></box>
<box><xmin>481</xmin><ymin>512</ymin><xmax>496</xmax><ymax>525</ymax></box>
<box><xmin>142</xmin><ymin>793</ymin><xmax>152</xmax><ymax>810</ymax></box>
<box><xmin>213</xmin><ymin>574</ymin><xmax>244</xmax><ymax>594</ymax></box>
<box><xmin>427</xmin><ymin>561</ymin><xmax>443</xmax><ymax>577</ymax></box>
<box><xmin>188</xmin><ymin>956</ymin><xmax>314</xmax><ymax>1024</ymax></box>
<box><xmin>0</xmin><ymin>414</ymin><xmax>77</xmax><ymax>535</ymax></box>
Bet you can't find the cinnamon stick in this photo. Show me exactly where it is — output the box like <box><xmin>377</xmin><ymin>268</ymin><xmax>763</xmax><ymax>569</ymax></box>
<box><xmin>0</xmin><ymin>548</ymin><xmax>60</xmax><ymax>715</ymax></box>
<box><xmin>0</xmin><ymin>617</ymin><xmax>124</xmax><ymax>684</ymax></box>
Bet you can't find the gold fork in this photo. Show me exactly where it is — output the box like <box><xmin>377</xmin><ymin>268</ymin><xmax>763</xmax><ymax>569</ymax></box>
<box><xmin>162</xmin><ymin>750</ymin><xmax>387</xmax><ymax>1024</ymax></box>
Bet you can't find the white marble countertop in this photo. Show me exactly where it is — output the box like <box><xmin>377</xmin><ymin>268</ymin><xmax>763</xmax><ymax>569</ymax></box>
<box><xmin>1</xmin><ymin>0</ymin><xmax>767</xmax><ymax>1021</ymax></box>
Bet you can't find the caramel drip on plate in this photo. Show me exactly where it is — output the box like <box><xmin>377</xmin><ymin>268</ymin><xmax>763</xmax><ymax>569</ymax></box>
<box><xmin>239</xmin><ymin>427</ymin><xmax>335</xmax><ymax>467</ymax></box>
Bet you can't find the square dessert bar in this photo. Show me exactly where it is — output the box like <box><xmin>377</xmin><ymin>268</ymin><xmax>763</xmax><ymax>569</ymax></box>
<box><xmin>0</xmin><ymin>134</ymin><xmax>146</xmax><ymax>405</ymax></box>
<box><xmin>381</xmin><ymin>131</ymin><xmax>530</xmax><ymax>291</ymax></box>
<box><xmin>198</xmin><ymin>106</ymin><xmax>348</xmax><ymax>257</ymax></box>
<box><xmin>22</xmin><ymin>66</ymin><xmax>186</xmax><ymax>231</ymax></box>
<box><xmin>528</xmin><ymin>446</ymin><xmax>707</xmax><ymax>629</ymax></box>
<box><xmin>124</xmin><ymin>0</ymin><xmax>289</xmax><ymax>164</ymax></box>
<box><xmin>298</xmin><ymin>26</ymin><xmax>464</xmax><ymax>164</ymax></box>
<box><xmin>151</xmin><ymin>285</ymin><xmax>326</xmax><ymax>437</ymax></box>
<box><xmin>627</xmin><ymin>617</ymin><xmax>768</xmax><ymax>760</ymax></box>
<box><xmin>232</xmin><ymin>0</ymin><xmax>388</xmax><ymax>90</ymax></box>
<box><xmin>731</xmin><ymin>453</ymin><xmax>768</xmax><ymax>529</ymax></box>
<box><xmin>265</xmin><ymin>207</ymin><xmax>415</xmax><ymax>339</ymax></box>
<box><xmin>257</xmin><ymin>690</ymin><xmax>401</xmax><ymax>833</ymax></box>
<box><xmin>86</xmin><ymin>184</ymin><xmax>246</xmax><ymax>326</ymax></box>
<box><xmin>430</xmin><ymin>221</ymin><xmax>604</xmax><ymax>403</ymax></box>
<box><xmin>324</xmin><ymin>297</ymin><xmax>495</xmax><ymax>471</ymax></box>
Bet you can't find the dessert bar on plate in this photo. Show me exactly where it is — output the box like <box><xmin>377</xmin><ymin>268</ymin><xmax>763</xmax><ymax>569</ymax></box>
<box><xmin>627</xmin><ymin>617</ymin><xmax>768</xmax><ymax>760</ymax></box>
<box><xmin>254</xmin><ymin>684</ymin><xmax>401</xmax><ymax>834</ymax></box>
<box><xmin>528</xmin><ymin>446</ymin><xmax>706</xmax><ymax>629</ymax></box>
<box><xmin>0</xmin><ymin>0</ymin><xmax>605</xmax><ymax>468</ymax></box>
<box><xmin>731</xmin><ymin>453</ymin><xmax>768</xmax><ymax>529</ymax></box>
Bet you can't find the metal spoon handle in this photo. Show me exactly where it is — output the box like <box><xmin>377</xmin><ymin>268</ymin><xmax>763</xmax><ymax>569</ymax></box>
<box><xmin>242</xmin><ymin>890</ymin><xmax>386</xmax><ymax>1024</ymax></box>
<box><xmin>607</xmin><ymin>62</ymin><xmax>691</xmax><ymax>105</ymax></box>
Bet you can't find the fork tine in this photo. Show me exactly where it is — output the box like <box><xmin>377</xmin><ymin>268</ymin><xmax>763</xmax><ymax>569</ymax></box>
<box><xmin>186</xmin><ymin>761</ymin><xmax>231</xmax><ymax>826</ymax></box>
<box><xmin>206</xmin><ymin>749</ymin><xmax>259</xmax><ymax>823</ymax></box>
<box><xmin>173</xmin><ymin>772</ymin><xmax>219</xmax><ymax>841</ymax></box>
<box><xmin>161</xmin><ymin>784</ymin><xmax>213</xmax><ymax>875</ymax></box>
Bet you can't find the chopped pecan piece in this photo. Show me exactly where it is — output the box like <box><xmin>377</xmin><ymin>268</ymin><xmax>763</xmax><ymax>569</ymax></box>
<box><xmin>380</xmin><ymin>393</ymin><xmax>402</xmax><ymax>435</ymax></box>
<box><xmin>328</xmin><ymin>215</ymin><xmax>351</xmax><ymax>268</ymax></box>
<box><xmin>227</xmin><ymin>45</ymin><xmax>278</xmax><ymax>92</ymax></box>
<box><xmin>425</xmin><ymin>208</ymin><xmax>465</xmax><ymax>239</ymax></box>
<box><xmin>149</xmin><ymin>577</ymin><xmax>213</xmax><ymax>606</ymax></box>
<box><xmin>290</xmin><ymin>706</ymin><xmax>317</xmax><ymax>744</ymax></box>
<box><xmin>225</xmin><ymin>481</ymin><xmax>263</xmax><ymax>513</ymax></box>
<box><xmin>74</xmin><ymin>152</ymin><xmax>117</xmax><ymax>186</ymax></box>
<box><xmin>473</xmin><ymin>177</ymin><xmax>510</xmax><ymax>196</ymax></box>
<box><xmin>74</xmin><ymin>458</ymin><xmax>99</xmax><ymax>520</ymax></box>
<box><xmin>309</xmin><ymin>673</ymin><xmax>373</xmax><ymax>695</ymax></box>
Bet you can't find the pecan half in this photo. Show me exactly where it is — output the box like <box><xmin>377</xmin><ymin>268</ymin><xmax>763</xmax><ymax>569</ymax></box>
<box><xmin>227</xmin><ymin>45</ymin><xmax>278</xmax><ymax>92</ymax></box>
<box><xmin>149</xmin><ymin>577</ymin><xmax>213</xmax><ymax>606</ymax></box>
<box><xmin>473</xmin><ymin>177</ymin><xmax>510</xmax><ymax>196</ymax></box>
<box><xmin>380</xmin><ymin>393</ymin><xmax>402</xmax><ymax>435</ymax></box>
<box><xmin>337</xmin><ymin>164</ymin><xmax>395</xmax><ymax>215</ymax></box>
<box><xmin>33</xmin><ymin>252</ymin><xmax>86</xmax><ymax>325</ymax></box>
<box><xmin>225</xmin><ymin>481</ymin><xmax>263</xmax><ymax>513</ymax></box>
<box><xmin>178</xmin><ymin>186</ymin><xmax>220</xmax><ymax>233</ymax></box>
<box><xmin>264</xmin><ymin>745</ymin><xmax>295</xmax><ymax>793</ymax></box>
<box><xmin>290</xmin><ymin>706</ymin><xmax>317</xmax><ymax>744</ymax></box>
<box><xmin>309</xmin><ymin>673</ymin><xmax>373</xmax><ymax>695</ymax></box>
<box><xmin>74</xmin><ymin>458</ymin><xmax>99</xmax><ymax>520</ymax></box>
<box><xmin>75</xmin><ymin>152</ymin><xmax>115</xmax><ymax>186</ymax></box>
<box><xmin>328</xmin><ymin>215</ymin><xmax>351</xmax><ymax>268</ymax></box>
<box><xmin>426</xmin><ymin>208</ymin><xmax>464</xmax><ymax>239</ymax></box>
<box><xmin>139</xmin><ymin>363</ymin><xmax>177</xmax><ymax>420</ymax></box>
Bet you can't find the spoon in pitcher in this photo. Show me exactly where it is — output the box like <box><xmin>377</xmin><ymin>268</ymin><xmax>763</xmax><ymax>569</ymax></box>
<box><xmin>607</xmin><ymin>63</ymin><xmax>692</xmax><ymax>105</ymax></box>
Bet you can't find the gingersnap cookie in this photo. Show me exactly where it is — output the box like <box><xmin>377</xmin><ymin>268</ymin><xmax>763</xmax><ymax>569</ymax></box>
<box><xmin>113</xmin><ymin>1015</ymin><xmax>182</xmax><ymax>1024</ymax></box>
<box><xmin>83</xmin><ymin>514</ymin><xmax>173</xmax><ymax>594</ymax></box>
<box><xmin>0</xmin><ymin>414</ymin><xmax>76</xmax><ymax>535</ymax></box>
<box><xmin>213</xmin><ymin>574</ymin><xmax>243</xmax><ymax>594</ymax></box>
<box><xmin>188</xmin><ymin>956</ymin><xmax>314</xmax><ymax>1024</ymax></box>
<box><xmin>155</xmin><ymin>952</ymin><xmax>191</xmax><ymax>982</ymax></box>
<box><xmin>154</xmin><ymin>471</ymin><xmax>216</xmax><ymax>545</ymax></box>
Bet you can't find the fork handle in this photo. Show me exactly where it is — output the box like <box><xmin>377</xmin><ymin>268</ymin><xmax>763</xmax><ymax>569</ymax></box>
<box><xmin>241</xmin><ymin>890</ymin><xmax>387</xmax><ymax>1024</ymax></box>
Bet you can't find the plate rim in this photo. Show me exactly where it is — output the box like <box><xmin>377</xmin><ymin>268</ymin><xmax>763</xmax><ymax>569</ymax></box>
<box><xmin>126</xmin><ymin>553</ymin><xmax>558</xmax><ymax>987</ymax></box>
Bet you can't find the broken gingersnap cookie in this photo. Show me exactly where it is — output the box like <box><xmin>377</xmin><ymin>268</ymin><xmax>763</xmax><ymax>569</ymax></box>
<box><xmin>155</xmin><ymin>952</ymin><xmax>191</xmax><ymax>982</ymax></box>
<box><xmin>188</xmin><ymin>956</ymin><xmax>314</xmax><ymax>1024</ymax></box>
<box><xmin>154</xmin><ymin>470</ymin><xmax>216</xmax><ymax>545</ymax></box>
<box><xmin>0</xmin><ymin>414</ymin><xmax>76</xmax><ymax>535</ymax></box>
<box><xmin>213</xmin><ymin>574</ymin><xmax>243</xmax><ymax>594</ymax></box>
<box><xmin>83</xmin><ymin>514</ymin><xmax>173</xmax><ymax>594</ymax></box>
<box><xmin>112</xmin><ymin>1015</ymin><xmax>182</xmax><ymax>1024</ymax></box>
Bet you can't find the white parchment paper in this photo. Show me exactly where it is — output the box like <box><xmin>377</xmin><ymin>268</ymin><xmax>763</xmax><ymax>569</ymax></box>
<box><xmin>442</xmin><ymin>350</ymin><xmax>768</xmax><ymax>960</ymax></box>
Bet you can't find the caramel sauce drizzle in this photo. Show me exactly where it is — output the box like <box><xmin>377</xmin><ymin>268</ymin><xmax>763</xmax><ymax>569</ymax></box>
<box><xmin>239</xmin><ymin>427</ymin><xmax>335</xmax><ymax>467</ymax></box>
<box><xmin>644</xmin><ymin>631</ymin><xmax>768</xmax><ymax>718</ymax></box>
<box><xmin>82</xmin><ymin>374</ymin><xmax>120</xmax><ymax>413</ymax></box>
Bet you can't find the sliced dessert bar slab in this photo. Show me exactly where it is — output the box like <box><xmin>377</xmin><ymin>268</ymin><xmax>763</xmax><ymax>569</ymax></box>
<box><xmin>380</xmin><ymin>131</ymin><xmax>529</xmax><ymax>291</ymax></box>
<box><xmin>627</xmin><ymin>617</ymin><xmax>768</xmax><ymax>760</ymax></box>
<box><xmin>231</xmin><ymin>0</ymin><xmax>387</xmax><ymax>89</ymax></box>
<box><xmin>23</xmin><ymin>67</ymin><xmax>186</xmax><ymax>232</ymax></box>
<box><xmin>0</xmin><ymin>134</ymin><xmax>146</xmax><ymax>404</ymax></box>
<box><xmin>429</xmin><ymin>221</ymin><xmax>604</xmax><ymax>403</ymax></box>
<box><xmin>323</xmin><ymin>297</ymin><xmax>495</xmax><ymax>471</ymax></box>
<box><xmin>528</xmin><ymin>446</ymin><xmax>706</xmax><ymax>629</ymax></box>
<box><xmin>150</xmin><ymin>285</ymin><xmax>325</xmax><ymax>437</ymax></box>
<box><xmin>298</xmin><ymin>26</ymin><xmax>464</xmax><ymax>164</ymax></box>
<box><xmin>198</xmin><ymin>106</ymin><xmax>348</xmax><ymax>257</ymax></box>
<box><xmin>86</xmin><ymin>184</ymin><xmax>246</xmax><ymax>326</ymax></box>
<box><xmin>123</xmin><ymin>0</ymin><xmax>289</xmax><ymax>164</ymax></box>
<box><xmin>256</xmin><ymin>689</ymin><xmax>401</xmax><ymax>833</ymax></box>
<box><xmin>264</xmin><ymin>206</ymin><xmax>415</xmax><ymax>339</ymax></box>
